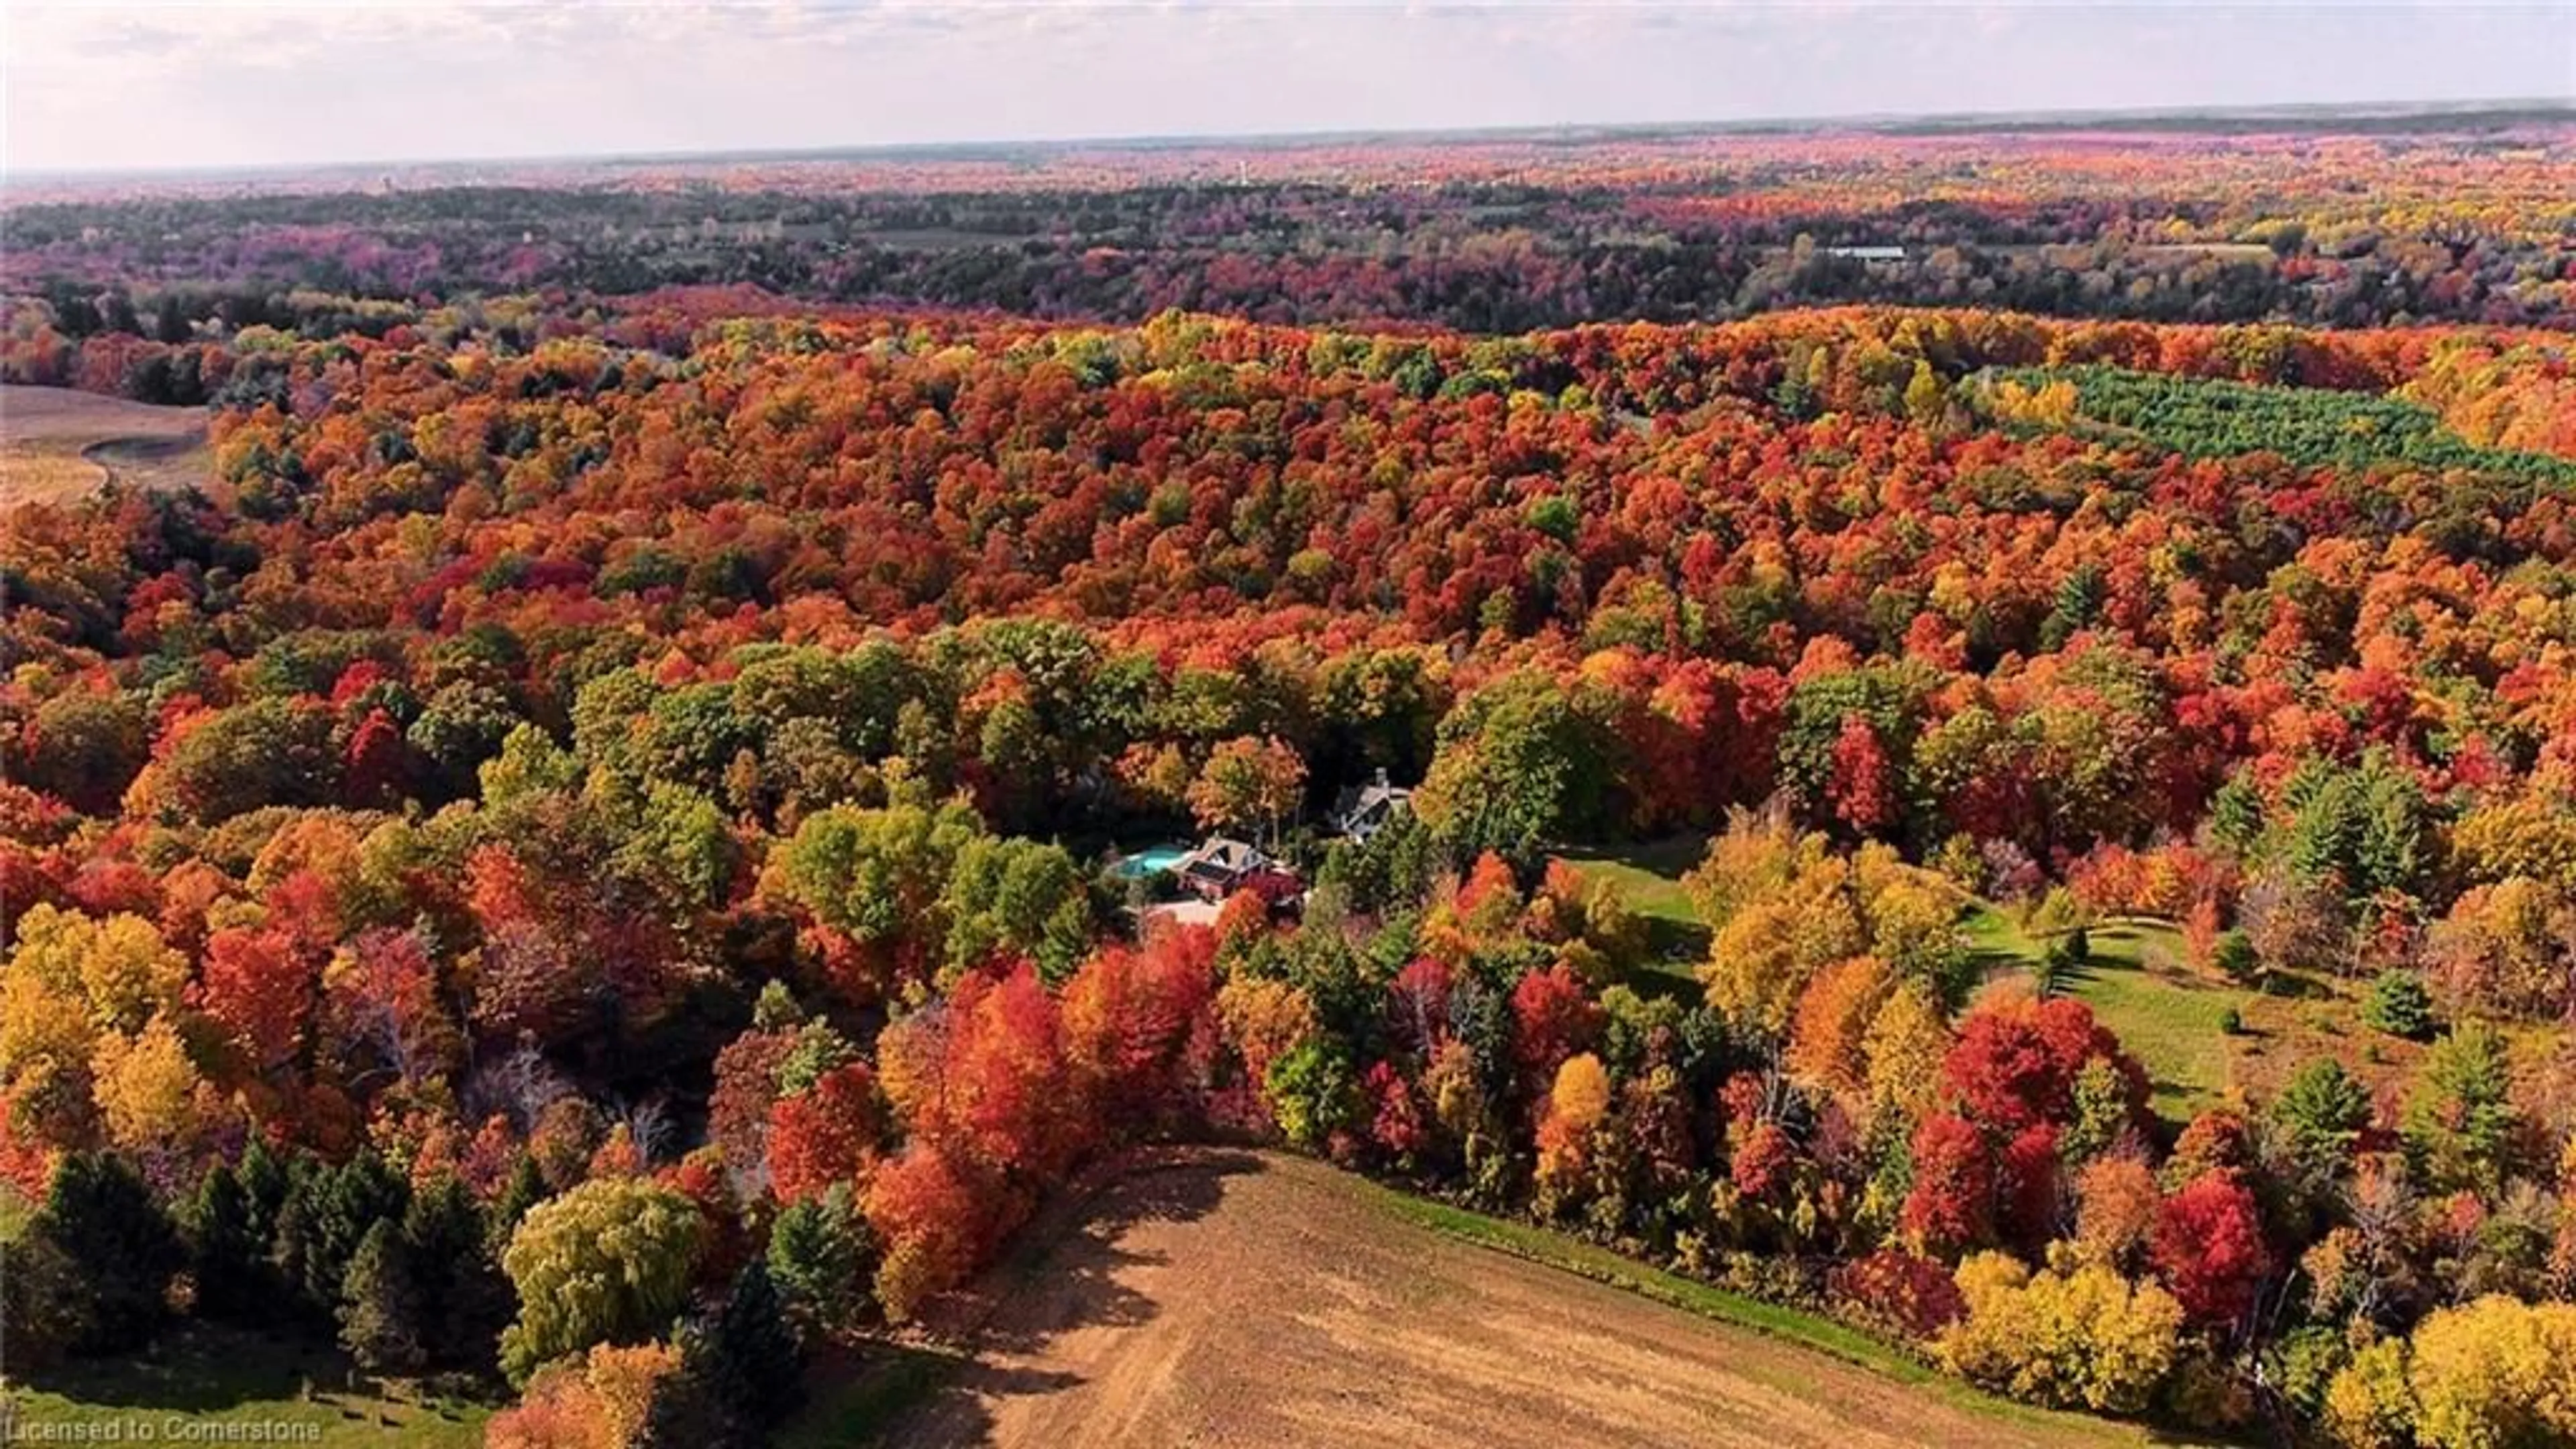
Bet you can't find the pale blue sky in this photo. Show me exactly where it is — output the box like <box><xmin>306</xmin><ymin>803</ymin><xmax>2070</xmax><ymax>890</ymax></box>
<box><xmin>6</xmin><ymin>2</ymin><xmax>2572</xmax><ymax>174</ymax></box>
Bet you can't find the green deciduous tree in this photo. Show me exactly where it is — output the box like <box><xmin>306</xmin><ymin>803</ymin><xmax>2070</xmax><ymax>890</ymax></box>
<box><xmin>499</xmin><ymin>1177</ymin><xmax>705</xmax><ymax>1385</ymax></box>
<box><xmin>939</xmin><ymin>836</ymin><xmax>1093</xmax><ymax>983</ymax></box>
<box><xmin>1415</xmin><ymin>671</ymin><xmax>1612</xmax><ymax>864</ymax></box>
<box><xmin>156</xmin><ymin>696</ymin><xmax>338</xmax><ymax>823</ymax></box>
<box><xmin>23</xmin><ymin>691</ymin><xmax>149</xmax><ymax>814</ymax></box>
<box><xmin>1265</xmin><ymin>1039</ymin><xmax>1359</xmax><ymax>1152</ymax></box>
<box><xmin>1186</xmin><ymin>735</ymin><xmax>1307</xmax><ymax>847</ymax></box>
<box><xmin>771</xmin><ymin>800</ymin><xmax>981</xmax><ymax>954</ymax></box>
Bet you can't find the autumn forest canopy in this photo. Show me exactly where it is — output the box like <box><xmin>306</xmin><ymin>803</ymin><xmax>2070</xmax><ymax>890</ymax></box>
<box><xmin>5</xmin><ymin>118</ymin><xmax>2576</xmax><ymax>1448</ymax></box>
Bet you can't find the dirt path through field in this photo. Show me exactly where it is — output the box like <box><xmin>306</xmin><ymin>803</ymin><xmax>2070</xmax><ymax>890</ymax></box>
<box><xmin>894</xmin><ymin>1151</ymin><xmax>2151</xmax><ymax>1449</ymax></box>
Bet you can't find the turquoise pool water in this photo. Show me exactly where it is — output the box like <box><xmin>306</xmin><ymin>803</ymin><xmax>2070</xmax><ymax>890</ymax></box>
<box><xmin>1114</xmin><ymin>845</ymin><xmax>1193</xmax><ymax>877</ymax></box>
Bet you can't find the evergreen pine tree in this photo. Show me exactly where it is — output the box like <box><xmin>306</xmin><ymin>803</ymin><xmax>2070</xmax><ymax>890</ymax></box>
<box><xmin>339</xmin><ymin>1219</ymin><xmax>426</xmax><ymax>1375</ymax></box>
<box><xmin>637</xmin><ymin>1333</ymin><xmax>729</xmax><ymax>1449</ymax></box>
<box><xmin>2272</xmin><ymin>1057</ymin><xmax>2374</xmax><ymax>1201</ymax></box>
<box><xmin>704</xmin><ymin>1258</ymin><xmax>802</xmax><ymax>1423</ymax></box>
<box><xmin>0</xmin><ymin>1217</ymin><xmax>91</xmax><ymax>1368</ymax></box>
<box><xmin>268</xmin><ymin>1167</ymin><xmax>324</xmax><ymax>1324</ymax></box>
<box><xmin>237</xmin><ymin>1134</ymin><xmax>289</xmax><ymax>1241</ymax></box>
<box><xmin>272</xmin><ymin>1150</ymin><xmax>408</xmax><ymax>1324</ymax></box>
<box><xmin>184</xmin><ymin>1160</ymin><xmax>270</xmax><ymax>1320</ymax></box>
<box><xmin>401</xmin><ymin>1174</ymin><xmax>509</xmax><ymax>1368</ymax></box>
<box><xmin>486</xmin><ymin>1152</ymin><xmax>547</xmax><ymax>1260</ymax></box>
<box><xmin>646</xmin><ymin>1260</ymin><xmax>804</xmax><ymax>1448</ymax></box>
<box><xmin>765</xmin><ymin>1183</ymin><xmax>875</xmax><ymax>1334</ymax></box>
<box><xmin>41</xmin><ymin>1153</ymin><xmax>182</xmax><ymax>1353</ymax></box>
<box><xmin>313</xmin><ymin>1152</ymin><xmax>409</xmax><ymax>1303</ymax></box>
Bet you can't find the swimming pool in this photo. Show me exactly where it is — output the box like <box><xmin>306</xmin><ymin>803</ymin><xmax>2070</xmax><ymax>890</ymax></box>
<box><xmin>1113</xmin><ymin>845</ymin><xmax>1193</xmax><ymax>877</ymax></box>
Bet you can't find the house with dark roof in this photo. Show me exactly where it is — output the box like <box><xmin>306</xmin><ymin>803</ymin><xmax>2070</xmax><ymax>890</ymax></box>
<box><xmin>1330</xmin><ymin>769</ymin><xmax>1413</xmax><ymax>842</ymax></box>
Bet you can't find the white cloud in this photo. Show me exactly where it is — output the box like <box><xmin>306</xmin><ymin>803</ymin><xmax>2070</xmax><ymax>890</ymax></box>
<box><xmin>3</xmin><ymin>1</ymin><xmax>2570</xmax><ymax>174</ymax></box>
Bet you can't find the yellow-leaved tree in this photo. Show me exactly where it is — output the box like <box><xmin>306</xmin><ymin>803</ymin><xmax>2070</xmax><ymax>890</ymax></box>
<box><xmin>1939</xmin><ymin>1250</ymin><xmax>2185</xmax><ymax>1413</ymax></box>
<box><xmin>1534</xmin><ymin>1053</ymin><xmax>1613</xmax><ymax>1211</ymax></box>
<box><xmin>9</xmin><ymin>904</ymin><xmax>185</xmax><ymax>1034</ymax></box>
<box><xmin>2322</xmin><ymin>1338</ymin><xmax>2416</xmax><ymax>1449</ymax></box>
<box><xmin>2406</xmin><ymin>1295</ymin><xmax>2576</xmax><ymax>1449</ymax></box>
<box><xmin>90</xmin><ymin>1017</ymin><xmax>202</xmax><ymax>1151</ymax></box>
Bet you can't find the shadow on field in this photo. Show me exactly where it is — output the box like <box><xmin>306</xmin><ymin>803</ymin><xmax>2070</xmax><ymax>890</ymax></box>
<box><xmin>15</xmin><ymin>1324</ymin><xmax>319</xmax><ymax>1413</ymax></box>
<box><xmin>972</xmin><ymin>1149</ymin><xmax>1263</xmax><ymax>1356</ymax></box>
<box><xmin>788</xmin><ymin>1150</ymin><xmax>1268</xmax><ymax>1448</ymax></box>
<box><xmin>790</xmin><ymin>1340</ymin><xmax>1081</xmax><ymax>1449</ymax></box>
<box><xmin>87</xmin><ymin>434</ymin><xmax>203</xmax><ymax>466</ymax></box>
<box><xmin>13</xmin><ymin>1320</ymin><xmax>484</xmax><ymax>1432</ymax></box>
<box><xmin>1640</xmin><ymin>916</ymin><xmax>1714</xmax><ymax>975</ymax></box>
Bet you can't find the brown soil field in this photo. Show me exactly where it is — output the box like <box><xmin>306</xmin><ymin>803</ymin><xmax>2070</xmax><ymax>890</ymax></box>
<box><xmin>890</xmin><ymin>1151</ymin><xmax>2165</xmax><ymax>1449</ymax></box>
<box><xmin>1</xmin><ymin>385</ymin><xmax>209</xmax><ymax>505</ymax></box>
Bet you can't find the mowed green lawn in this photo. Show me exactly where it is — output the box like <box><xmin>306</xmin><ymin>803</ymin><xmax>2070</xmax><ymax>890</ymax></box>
<box><xmin>1963</xmin><ymin>907</ymin><xmax>2253</xmax><ymax>1120</ymax></box>
<box><xmin>1560</xmin><ymin>834</ymin><xmax>1707</xmax><ymax>927</ymax></box>
<box><xmin>3</xmin><ymin>1324</ymin><xmax>490</xmax><ymax>1449</ymax></box>
<box><xmin>1565</xmin><ymin>837</ymin><xmax>2271</xmax><ymax>1123</ymax></box>
<box><xmin>1556</xmin><ymin>834</ymin><xmax>1709</xmax><ymax>989</ymax></box>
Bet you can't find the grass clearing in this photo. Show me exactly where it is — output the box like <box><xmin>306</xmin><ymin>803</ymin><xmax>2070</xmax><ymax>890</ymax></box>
<box><xmin>1566</xmin><ymin>840</ymin><xmax>2285</xmax><ymax>1123</ymax></box>
<box><xmin>1561</xmin><ymin>834</ymin><xmax>2425</xmax><ymax>1132</ymax></box>
<box><xmin>1968</xmin><ymin>905</ymin><xmax>2255</xmax><ymax>1119</ymax></box>
<box><xmin>2231</xmin><ymin>974</ymin><xmax>2426</xmax><ymax>1106</ymax></box>
<box><xmin>1966</xmin><ymin>900</ymin><xmax>2459</xmax><ymax>1118</ymax></box>
<box><xmin>1559</xmin><ymin>834</ymin><xmax>1707</xmax><ymax>926</ymax></box>
<box><xmin>1558</xmin><ymin>833</ymin><xmax>1709</xmax><ymax>988</ymax></box>
<box><xmin>1962</xmin><ymin>904</ymin><xmax>2438</xmax><ymax>1123</ymax></box>
<box><xmin>2</xmin><ymin>1323</ymin><xmax>490</xmax><ymax>1449</ymax></box>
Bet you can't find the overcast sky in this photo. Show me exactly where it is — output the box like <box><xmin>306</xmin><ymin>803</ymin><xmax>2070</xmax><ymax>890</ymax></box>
<box><xmin>7</xmin><ymin>2</ymin><xmax>2573</xmax><ymax>174</ymax></box>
